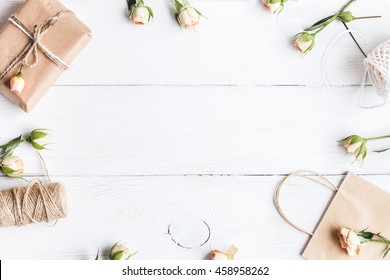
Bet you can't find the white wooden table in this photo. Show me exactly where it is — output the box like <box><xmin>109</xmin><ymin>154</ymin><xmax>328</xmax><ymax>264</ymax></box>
<box><xmin>1</xmin><ymin>0</ymin><xmax>390</xmax><ymax>260</ymax></box>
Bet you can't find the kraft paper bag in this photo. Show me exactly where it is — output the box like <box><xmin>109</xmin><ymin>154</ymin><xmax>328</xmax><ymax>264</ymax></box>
<box><xmin>0</xmin><ymin>0</ymin><xmax>92</xmax><ymax>112</ymax></box>
<box><xmin>275</xmin><ymin>171</ymin><xmax>390</xmax><ymax>260</ymax></box>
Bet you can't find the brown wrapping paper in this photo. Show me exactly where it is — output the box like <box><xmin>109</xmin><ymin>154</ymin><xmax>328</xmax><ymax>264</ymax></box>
<box><xmin>0</xmin><ymin>0</ymin><xmax>92</xmax><ymax>112</ymax></box>
<box><xmin>302</xmin><ymin>172</ymin><xmax>390</xmax><ymax>260</ymax></box>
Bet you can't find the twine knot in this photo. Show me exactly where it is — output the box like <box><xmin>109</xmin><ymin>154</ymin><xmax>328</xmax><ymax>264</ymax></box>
<box><xmin>0</xmin><ymin>11</ymin><xmax>70</xmax><ymax>81</ymax></box>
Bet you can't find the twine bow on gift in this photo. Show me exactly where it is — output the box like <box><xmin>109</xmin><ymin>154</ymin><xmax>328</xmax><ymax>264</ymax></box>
<box><xmin>0</xmin><ymin>11</ymin><xmax>70</xmax><ymax>81</ymax></box>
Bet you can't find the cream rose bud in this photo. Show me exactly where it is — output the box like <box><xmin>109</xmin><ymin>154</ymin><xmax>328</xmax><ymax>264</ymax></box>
<box><xmin>178</xmin><ymin>7</ymin><xmax>201</xmax><ymax>29</ymax></box>
<box><xmin>210</xmin><ymin>251</ymin><xmax>229</xmax><ymax>260</ymax></box>
<box><xmin>342</xmin><ymin>135</ymin><xmax>364</xmax><ymax>154</ymax></box>
<box><xmin>295</xmin><ymin>33</ymin><xmax>315</xmax><ymax>54</ymax></box>
<box><xmin>1</xmin><ymin>155</ymin><xmax>24</xmax><ymax>178</ymax></box>
<box><xmin>110</xmin><ymin>242</ymin><xmax>134</xmax><ymax>260</ymax></box>
<box><xmin>130</xmin><ymin>6</ymin><xmax>152</xmax><ymax>25</ymax></box>
<box><xmin>27</xmin><ymin>129</ymin><xmax>52</xmax><ymax>150</ymax></box>
<box><xmin>10</xmin><ymin>76</ymin><xmax>25</xmax><ymax>94</ymax></box>
<box><xmin>338</xmin><ymin>228</ymin><xmax>362</xmax><ymax>256</ymax></box>
<box><xmin>262</xmin><ymin>0</ymin><xmax>282</xmax><ymax>14</ymax></box>
<box><xmin>210</xmin><ymin>244</ymin><xmax>238</xmax><ymax>260</ymax></box>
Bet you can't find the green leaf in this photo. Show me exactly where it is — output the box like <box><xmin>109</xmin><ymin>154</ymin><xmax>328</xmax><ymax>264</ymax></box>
<box><xmin>193</xmin><ymin>8</ymin><xmax>204</xmax><ymax>17</ymax></box>
<box><xmin>30</xmin><ymin>132</ymin><xmax>48</xmax><ymax>140</ymax></box>
<box><xmin>173</xmin><ymin>0</ymin><xmax>183</xmax><ymax>12</ymax></box>
<box><xmin>146</xmin><ymin>6</ymin><xmax>154</xmax><ymax>20</ymax></box>
<box><xmin>95</xmin><ymin>250</ymin><xmax>99</xmax><ymax>260</ymax></box>
<box><xmin>2</xmin><ymin>166</ymin><xmax>15</xmax><ymax>175</ymax></box>
<box><xmin>109</xmin><ymin>241</ymin><xmax>119</xmax><ymax>257</ymax></box>
<box><xmin>112</xmin><ymin>250</ymin><xmax>125</xmax><ymax>260</ymax></box>
<box><xmin>182</xmin><ymin>0</ymin><xmax>191</xmax><ymax>7</ymax></box>
<box><xmin>175</xmin><ymin>14</ymin><xmax>182</xmax><ymax>28</ymax></box>
<box><xmin>127</xmin><ymin>0</ymin><xmax>137</xmax><ymax>11</ymax></box>
<box><xmin>31</xmin><ymin>142</ymin><xmax>46</xmax><ymax>150</ymax></box>
<box><xmin>374</xmin><ymin>147</ymin><xmax>390</xmax><ymax>153</ymax></box>
<box><xmin>360</xmin><ymin>231</ymin><xmax>374</xmax><ymax>240</ymax></box>
<box><xmin>383</xmin><ymin>246</ymin><xmax>390</xmax><ymax>258</ymax></box>
<box><xmin>2</xmin><ymin>135</ymin><xmax>23</xmax><ymax>157</ymax></box>
<box><xmin>304</xmin><ymin>15</ymin><xmax>334</xmax><ymax>32</ymax></box>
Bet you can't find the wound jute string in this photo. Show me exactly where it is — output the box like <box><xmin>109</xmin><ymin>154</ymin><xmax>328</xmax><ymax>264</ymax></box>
<box><xmin>0</xmin><ymin>153</ymin><xmax>67</xmax><ymax>227</ymax></box>
<box><xmin>322</xmin><ymin>31</ymin><xmax>390</xmax><ymax>109</ymax></box>
<box><xmin>274</xmin><ymin>170</ymin><xmax>338</xmax><ymax>236</ymax></box>
<box><xmin>0</xmin><ymin>179</ymin><xmax>67</xmax><ymax>227</ymax></box>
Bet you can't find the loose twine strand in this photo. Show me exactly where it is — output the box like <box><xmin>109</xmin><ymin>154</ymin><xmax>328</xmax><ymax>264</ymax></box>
<box><xmin>322</xmin><ymin>30</ymin><xmax>390</xmax><ymax>109</ymax></box>
<box><xmin>0</xmin><ymin>11</ymin><xmax>70</xmax><ymax>81</ymax></box>
<box><xmin>274</xmin><ymin>171</ymin><xmax>338</xmax><ymax>236</ymax></box>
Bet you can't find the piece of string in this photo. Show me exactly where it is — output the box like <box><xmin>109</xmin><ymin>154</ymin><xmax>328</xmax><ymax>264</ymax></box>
<box><xmin>321</xmin><ymin>29</ymin><xmax>368</xmax><ymax>94</ymax></box>
<box><xmin>38</xmin><ymin>151</ymin><xmax>51</xmax><ymax>183</ymax></box>
<box><xmin>274</xmin><ymin>170</ymin><xmax>338</xmax><ymax>236</ymax></box>
<box><xmin>0</xmin><ymin>179</ymin><xmax>67</xmax><ymax>227</ymax></box>
<box><xmin>0</xmin><ymin>11</ymin><xmax>70</xmax><ymax>81</ymax></box>
<box><xmin>167</xmin><ymin>220</ymin><xmax>211</xmax><ymax>249</ymax></box>
<box><xmin>322</xmin><ymin>30</ymin><xmax>390</xmax><ymax>109</ymax></box>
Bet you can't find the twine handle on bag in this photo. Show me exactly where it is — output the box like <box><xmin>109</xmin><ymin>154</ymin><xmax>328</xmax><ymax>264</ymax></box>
<box><xmin>274</xmin><ymin>171</ymin><xmax>338</xmax><ymax>236</ymax></box>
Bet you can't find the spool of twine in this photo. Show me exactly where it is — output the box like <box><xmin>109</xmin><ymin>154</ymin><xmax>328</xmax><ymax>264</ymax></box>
<box><xmin>0</xmin><ymin>179</ymin><xmax>67</xmax><ymax>227</ymax></box>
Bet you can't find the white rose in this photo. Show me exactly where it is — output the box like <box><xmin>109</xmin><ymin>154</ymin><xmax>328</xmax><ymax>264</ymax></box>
<box><xmin>262</xmin><ymin>0</ymin><xmax>282</xmax><ymax>14</ymax></box>
<box><xmin>110</xmin><ymin>242</ymin><xmax>134</xmax><ymax>260</ymax></box>
<box><xmin>295</xmin><ymin>33</ymin><xmax>315</xmax><ymax>54</ymax></box>
<box><xmin>178</xmin><ymin>7</ymin><xmax>201</xmax><ymax>29</ymax></box>
<box><xmin>130</xmin><ymin>6</ymin><xmax>151</xmax><ymax>25</ymax></box>
<box><xmin>28</xmin><ymin>129</ymin><xmax>52</xmax><ymax>150</ymax></box>
<box><xmin>1</xmin><ymin>155</ymin><xmax>24</xmax><ymax>178</ymax></box>
<box><xmin>338</xmin><ymin>227</ymin><xmax>362</xmax><ymax>256</ymax></box>
<box><xmin>210</xmin><ymin>251</ymin><xmax>229</xmax><ymax>260</ymax></box>
<box><xmin>210</xmin><ymin>244</ymin><xmax>238</xmax><ymax>260</ymax></box>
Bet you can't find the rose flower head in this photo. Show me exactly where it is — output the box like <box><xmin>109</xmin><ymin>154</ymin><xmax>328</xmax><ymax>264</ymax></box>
<box><xmin>129</xmin><ymin>0</ymin><xmax>153</xmax><ymax>25</ymax></box>
<box><xmin>210</xmin><ymin>244</ymin><xmax>238</xmax><ymax>260</ymax></box>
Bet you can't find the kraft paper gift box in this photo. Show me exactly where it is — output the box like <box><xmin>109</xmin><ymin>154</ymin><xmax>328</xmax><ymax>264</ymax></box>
<box><xmin>275</xmin><ymin>172</ymin><xmax>390</xmax><ymax>260</ymax></box>
<box><xmin>0</xmin><ymin>0</ymin><xmax>92</xmax><ymax>112</ymax></box>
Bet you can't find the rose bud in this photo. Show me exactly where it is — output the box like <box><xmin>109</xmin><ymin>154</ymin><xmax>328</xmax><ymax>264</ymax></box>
<box><xmin>210</xmin><ymin>244</ymin><xmax>238</xmax><ymax>260</ymax></box>
<box><xmin>295</xmin><ymin>32</ymin><xmax>315</xmax><ymax>54</ymax></box>
<box><xmin>10</xmin><ymin>76</ymin><xmax>25</xmax><ymax>94</ymax></box>
<box><xmin>129</xmin><ymin>0</ymin><xmax>153</xmax><ymax>25</ymax></box>
<box><xmin>178</xmin><ymin>7</ymin><xmax>202</xmax><ymax>29</ymax></box>
<box><xmin>341</xmin><ymin>135</ymin><xmax>367</xmax><ymax>162</ymax></box>
<box><xmin>1</xmin><ymin>155</ymin><xmax>24</xmax><ymax>178</ymax></box>
<box><xmin>262</xmin><ymin>0</ymin><xmax>283</xmax><ymax>15</ymax></box>
<box><xmin>26</xmin><ymin>129</ymin><xmax>52</xmax><ymax>150</ymax></box>
<box><xmin>173</xmin><ymin>0</ymin><xmax>203</xmax><ymax>30</ymax></box>
<box><xmin>338</xmin><ymin>227</ymin><xmax>363</xmax><ymax>256</ymax></box>
<box><xmin>338</xmin><ymin>11</ymin><xmax>355</xmax><ymax>23</ymax></box>
<box><xmin>109</xmin><ymin>242</ymin><xmax>135</xmax><ymax>260</ymax></box>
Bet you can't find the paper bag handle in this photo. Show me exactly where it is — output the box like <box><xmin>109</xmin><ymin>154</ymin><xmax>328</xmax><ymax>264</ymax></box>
<box><xmin>274</xmin><ymin>171</ymin><xmax>338</xmax><ymax>236</ymax></box>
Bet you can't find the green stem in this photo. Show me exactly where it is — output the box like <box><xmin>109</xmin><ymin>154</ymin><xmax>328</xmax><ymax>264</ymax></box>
<box><xmin>355</xmin><ymin>16</ymin><xmax>382</xmax><ymax>20</ymax></box>
<box><xmin>313</xmin><ymin>0</ymin><xmax>357</xmax><ymax>36</ymax></box>
<box><xmin>342</xmin><ymin>22</ymin><xmax>367</xmax><ymax>58</ymax></box>
<box><xmin>366</xmin><ymin>135</ymin><xmax>390</xmax><ymax>141</ymax></box>
<box><xmin>368</xmin><ymin>239</ymin><xmax>390</xmax><ymax>244</ymax></box>
<box><xmin>314</xmin><ymin>13</ymin><xmax>339</xmax><ymax>35</ymax></box>
<box><xmin>340</xmin><ymin>0</ymin><xmax>357</xmax><ymax>13</ymax></box>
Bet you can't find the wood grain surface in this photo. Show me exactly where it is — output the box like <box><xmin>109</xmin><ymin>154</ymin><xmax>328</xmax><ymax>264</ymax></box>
<box><xmin>0</xmin><ymin>0</ymin><xmax>389</xmax><ymax>259</ymax></box>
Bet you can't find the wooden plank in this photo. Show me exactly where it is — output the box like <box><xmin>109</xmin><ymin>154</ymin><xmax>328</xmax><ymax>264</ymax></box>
<box><xmin>0</xmin><ymin>0</ymin><xmax>388</xmax><ymax>86</ymax></box>
<box><xmin>0</xmin><ymin>174</ymin><xmax>389</xmax><ymax>259</ymax></box>
<box><xmin>1</xmin><ymin>85</ymin><xmax>390</xmax><ymax>176</ymax></box>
